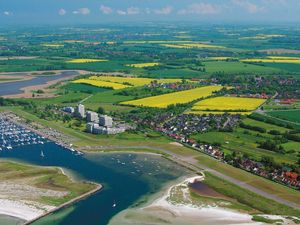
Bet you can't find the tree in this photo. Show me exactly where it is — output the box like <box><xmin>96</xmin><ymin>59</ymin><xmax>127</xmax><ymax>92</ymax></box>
<box><xmin>97</xmin><ymin>106</ymin><xmax>105</xmax><ymax>115</ymax></box>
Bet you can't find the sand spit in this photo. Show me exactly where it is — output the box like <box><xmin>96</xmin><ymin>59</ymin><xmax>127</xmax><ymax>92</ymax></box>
<box><xmin>109</xmin><ymin>175</ymin><xmax>297</xmax><ymax>225</ymax></box>
<box><xmin>0</xmin><ymin>199</ymin><xmax>55</xmax><ymax>221</ymax></box>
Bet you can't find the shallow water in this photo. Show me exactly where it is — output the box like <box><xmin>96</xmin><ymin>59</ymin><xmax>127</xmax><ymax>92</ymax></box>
<box><xmin>0</xmin><ymin>142</ymin><xmax>188</xmax><ymax>225</ymax></box>
<box><xmin>0</xmin><ymin>71</ymin><xmax>78</xmax><ymax>96</ymax></box>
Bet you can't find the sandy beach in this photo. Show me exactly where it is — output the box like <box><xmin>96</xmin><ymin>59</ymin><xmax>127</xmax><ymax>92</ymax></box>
<box><xmin>109</xmin><ymin>175</ymin><xmax>297</xmax><ymax>225</ymax></box>
<box><xmin>0</xmin><ymin>199</ymin><xmax>55</xmax><ymax>221</ymax></box>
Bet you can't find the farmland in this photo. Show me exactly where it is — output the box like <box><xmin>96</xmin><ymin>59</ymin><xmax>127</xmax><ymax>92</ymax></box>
<box><xmin>242</xmin><ymin>56</ymin><xmax>300</xmax><ymax>64</ymax></box>
<box><xmin>72</xmin><ymin>79</ymin><xmax>130</xmax><ymax>89</ymax></box>
<box><xmin>66</xmin><ymin>59</ymin><xmax>108</xmax><ymax>63</ymax></box>
<box><xmin>121</xmin><ymin>86</ymin><xmax>223</xmax><ymax>108</ymax></box>
<box><xmin>191</xmin><ymin>97</ymin><xmax>266</xmax><ymax>112</ymax></box>
<box><xmin>266</xmin><ymin>110</ymin><xmax>300</xmax><ymax>123</ymax></box>
<box><xmin>161</xmin><ymin>43</ymin><xmax>225</xmax><ymax>49</ymax></box>
<box><xmin>88</xmin><ymin>76</ymin><xmax>183</xmax><ymax>87</ymax></box>
<box><xmin>126</xmin><ymin>62</ymin><xmax>160</xmax><ymax>68</ymax></box>
<box><xmin>0</xmin><ymin>23</ymin><xmax>300</xmax><ymax>222</ymax></box>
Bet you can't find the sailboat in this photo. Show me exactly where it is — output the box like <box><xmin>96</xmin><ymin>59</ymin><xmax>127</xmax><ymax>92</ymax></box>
<box><xmin>40</xmin><ymin>150</ymin><xmax>45</xmax><ymax>158</ymax></box>
<box><xmin>112</xmin><ymin>200</ymin><xmax>117</xmax><ymax>208</ymax></box>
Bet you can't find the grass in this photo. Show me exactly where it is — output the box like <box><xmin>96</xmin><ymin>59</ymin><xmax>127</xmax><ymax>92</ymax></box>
<box><xmin>252</xmin><ymin>215</ymin><xmax>283</xmax><ymax>223</ymax></box>
<box><xmin>203</xmin><ymin>61</ymin><xmax>282</xmax><ymax>74</ymax></box>
<box><xmin>2</xmin><ymin>106</ymin><xmax>299</xmax><ymax>213</ymax></box>
<box><xmin>0</xmin><ymin>160</ymin><xmax>97</xmax><ymax>206</ymax></box>
<box><xmin>192</xmin><ymin>130</ymin><xmax>297</xmax><ymax>164</ymax></box>
<box><xmin>161</xmin><ymin>43</ymin><xmax>225</xmax><ymax>49</ymax></box>
<box><xmin>195</xmin><ymin>154</ymin><xmax>300</xmax><ymax>205</ymax></box>
<box><xmin>121</xmin><ymin>86</ymin><xmax>223</xmax><ymax>108</ymax></box>
<box><xmin>62</xmin><ymin>83</ymin><xmax>109</xmax><ymax>94</ymax></box>
<box><xmin>203</xmin><ymin>172</ymin><xmax>300</xmax><ymax>217</ymax></box>
<box><xmin>242</xmin><ymin>118</ymin><xmax>290</xmax><ymax>132</ymax></box>
<box><xmin>267</xmin><ymin>110</ymin><xmax>300</xmax><ymax>123</ymax></box>
<box><xmin>192</xmin><ymin>97</ymin><xmax>266</xmax><ymax>112</ymax></box>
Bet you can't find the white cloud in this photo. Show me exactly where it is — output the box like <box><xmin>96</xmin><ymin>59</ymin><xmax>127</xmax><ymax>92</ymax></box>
<box><xmin>127</xmin><ymin>7</ymin><xmax>140</xmax><ymax>15</ymax></box>
<box><xmin>73</xmin><ymin>8</ymin><xmax>90</xmax><ymax>15</ymax></box>
<box><xmin>100</xmin><ymin>5</ymin><xmax>113</xmax><ymax>15</ymax></box>
<box><xmin>58</xmin><ymin>8</ymin><xmax>66</xmax><ymax>16</ymax></box>
<box><xmin>153</xmin><ymin>6</ymin><xmax>173</xmax><ymax>15</ymax></box>
<box><xmin>116</xmin><ymin>10</ymin><xmax>127</xmax><ymax>15</ymax></box>
<box><xmin>3</xmin><ymin>11</ymin><xmax>12</xmax><ymax>16</ymax></box>
<box><xmin>231</xmin><ymin>0</ymin><xmax>264</xmax><ymax>13</ymax></box>
<box><xmin>178</xmin><ymin>3</ymin><xmax>221</xmax><ymax>15</ymax></box>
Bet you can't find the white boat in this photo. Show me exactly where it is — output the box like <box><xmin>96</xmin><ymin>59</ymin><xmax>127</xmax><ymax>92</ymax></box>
<box><xmin>41</xmin><ymin>150</ymin><xmax>45</xmax><ymax>158</ymax></box>
<box><xmin>112</xmin><ymin>201</ymin><xmax>117</xmax><ymax>208</ymax></box>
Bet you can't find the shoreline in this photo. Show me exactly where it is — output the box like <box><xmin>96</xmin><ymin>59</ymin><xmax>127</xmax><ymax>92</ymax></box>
<box><xmin>23</xmin><ymin>182</ymin><xmax>102</xmax><ymax>225</ymax></box>
<box><xmin>0</xmin><ymin>159</ymin><xmax>102</xmax><ymax>224</ymax></box>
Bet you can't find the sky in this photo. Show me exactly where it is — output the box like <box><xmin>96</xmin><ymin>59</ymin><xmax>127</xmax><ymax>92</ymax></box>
<box><xmin>1</xmin><ymin>0</ymin><xmax>300</xmax><ymax>25</ymax></box>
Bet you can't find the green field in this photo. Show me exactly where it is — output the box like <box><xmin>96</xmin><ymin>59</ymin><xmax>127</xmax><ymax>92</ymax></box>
<box><xmin>192</xmin><ymin>129</ymin><xmax>298</xmax><ymax>164</ymax></box>
<box><xmin>62</xmin><ymin>83</ymin><xmax>110</xmax><ymax>94</ymax></box>
<box><xmin>267</xmin><ymin>110</ymin><xmax>300</xmax><ymax>123</ymax></box>
<box><xmin>0</xmin><ymin>160</ymin><xmax>97</xmax><ymax>206</ymax></box>
<box><xmin>242</xmin><ymin>118</ymin><xmax>290</xmax><ymax>133</ymax></box>
<box><xmin>204</xmin><ymin>61</ymin><xmax>283</xmax><ymax>74</ymax></box>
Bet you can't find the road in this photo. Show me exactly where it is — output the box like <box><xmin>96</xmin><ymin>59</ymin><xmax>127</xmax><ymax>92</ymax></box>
<box><xmin>82</xmin><ymin>145</ymin><xmax>300</xmax><ymax>211</ymax></box>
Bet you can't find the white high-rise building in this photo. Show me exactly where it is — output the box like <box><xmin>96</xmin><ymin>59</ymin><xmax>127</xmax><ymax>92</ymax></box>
<box><xmin>86</xmin><ymin>111</ymin><xmax>99</xmax><ymax>123</ymax></box>
<box><xmin>75</xmin><ymin>104</ymin><xmax>85</xmax><ymax>118</ymax></box>
<box><xmin>99</xmin><ymin>115</ymin><xmax>113</xmax><ymax>127</ymax></box>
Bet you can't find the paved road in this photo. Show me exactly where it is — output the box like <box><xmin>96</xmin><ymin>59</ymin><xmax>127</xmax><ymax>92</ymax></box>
<box><xmin>82</xmin><ymin>145</ymin><xmax>300</xmax><ymax>211</ymax></box>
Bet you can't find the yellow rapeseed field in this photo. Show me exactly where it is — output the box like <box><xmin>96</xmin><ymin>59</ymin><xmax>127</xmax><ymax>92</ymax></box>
<box><xmin>42</xmin><ymin>44</ymin><xmax>64</xmax><ymax>47</ymax></box>
<box><xmin>72</xmin><ymin>79</ymin><xmax>129</xmax><ymax>89</ymax></box>
<box><xmin>66</xmin><ymin>59</ymin><xmax>108</xmax><ymax>63</ymax></box>
<box><xmin>161</xmin><ymin>43</ymin><xmax>225</xmax><ymax>49</ymax></box>
<box><xmin>186</xmin><ymin>110</ymin><xmax>252</xmax><ymax>115</ymax></box>
<box><xmin>192</xmin><ymin>97</ymin><xmax>266</xmax><ymax>112</ymax></box>
<box><xmin>121</xmin><ymin>86</ymin><xmax>223</xmax><ymax>108</ymax></box>
<box><xmin>89</xmin><ymin>76</ymin><xmax>182</xmax><ymax>87</ymax></box>
<box><xmin>241</xmin><ymin>56</ymin><xmax>300</xmax><ymax>64</ymax></box>
<box><xmin>126</xmin><ymin>62</ymin><xmax>161</xmax><ymax>68</ymax></box>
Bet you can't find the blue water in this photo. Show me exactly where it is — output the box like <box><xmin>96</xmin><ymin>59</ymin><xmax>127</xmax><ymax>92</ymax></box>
<box><xmin>0</xmin><ymin>71</ymin><xmax>79</xmax><ymax>96</ymax></box>
<box><xmin>0</xmin><ymin>142</ymin><xmax>187</xmax><ymax>225</ymax></box>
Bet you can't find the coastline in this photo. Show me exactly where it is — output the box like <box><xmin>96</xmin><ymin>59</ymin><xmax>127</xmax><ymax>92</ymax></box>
<box><xmin>23</xmin><ymin>182</ymin><xmax>102</xmax><ymax>225</ymax></box>
<box><xmin>109</xmin><ymin>175</ymin><xmax>295</xmax><ymax>225</ymax></box>
<box><xmin>0</xmin><ymin>159</ymin><xmax>102</xmax><ymax>224</ymax></box>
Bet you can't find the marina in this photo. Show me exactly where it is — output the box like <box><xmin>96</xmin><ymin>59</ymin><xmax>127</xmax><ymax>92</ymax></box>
<box><xmin>0</xmin><ymin>112</ymin><xmax>84</xmax><ymax>156</ymax></box>
<box><xmin>0</xmin><ymin>118</ymin><xmax>48</xmax><ymax>151</ymax></box>
<box><xmin>0</xmin><ymin>142</ymin><xmax>189</xmax><ymax>225</ymax></box>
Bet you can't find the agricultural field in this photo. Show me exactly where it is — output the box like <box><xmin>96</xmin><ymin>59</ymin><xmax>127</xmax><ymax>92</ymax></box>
<box><xmin>126</xmin><ymin>62</ymin><xmax>160</xmax><ymax>68</ymax></box>
<box><xmin>241</xmin><ymin>56</ymin><xmax>300</xmax><ymax>64</ymax></box>
<box><xmin>66</xmin><ymin>59</ymin><xmax>108</xmax><ymax>63</ymax></box>
<box><xmin>161</xmin><ymin>43</ymin><xmax>225</xmax><ymax>49</ymax></box>
<box><xmin>186</xmin><ymin>110</ymin><xmax>251</xmax><ymax>115</ymax></box>
<box><xmin>72</xmin><ymin>79</ymin><xmax>130</xmax><ymax>89</ymax></box>
<box><xmin>191</xmin><ymin>97</ymin><xmax>266</xmax><ymax>113</ymax></box>
<box><xmin>121</xmin><ymin>86</ymin><xmax>223</xmax><ymax>108</ymax></box>
<box><xmin>266</xmin><ymin>110</ymin><xmax>300</xmax><ymax>123</ymax></box>
<box><xmin>203</xmin><ymin>61</ymin><xmax>282</xmax><ymax>74</ymax></box>
<box><xmin>88</xmin><ymin>76</ymin><xmax>183</xmax><ymax>87</ymax></box>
